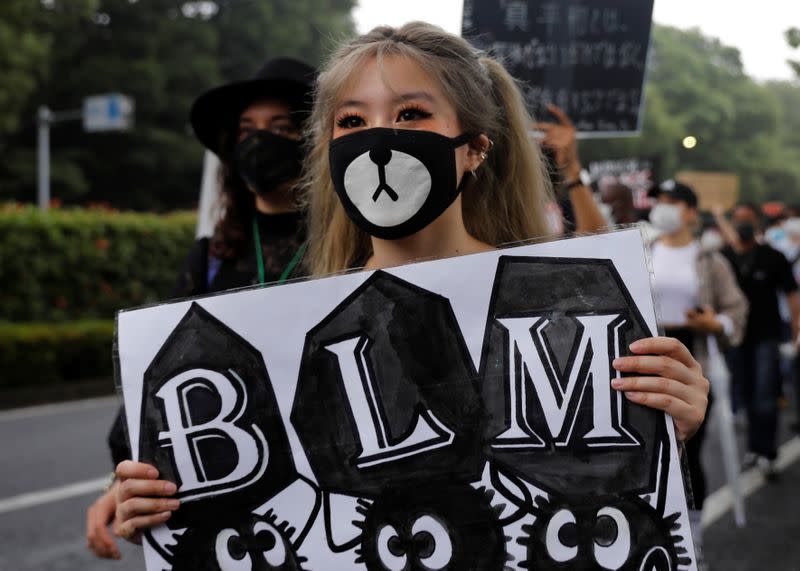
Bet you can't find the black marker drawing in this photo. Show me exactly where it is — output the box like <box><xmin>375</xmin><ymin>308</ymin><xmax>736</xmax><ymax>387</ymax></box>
<box><xmin>353</xmin><ymin>482</ymin><xmax>508</xmax><ymax>571</ymax></box>
<box><xmin>145</xmin><ymin>473</ymin><xmax>322</xmax><ymax>570</ymax></box>
<box><xmin>120</xmin><ymin>235</ymin><xmax>697</xmax><ymax>569</ymax></box>
<box><xmin>138</xmin><ymin>302</ymin><xmax>297</xmax><ymax>526</ymax></box>
<box><xmin>518</xmin><ymin>493</ymin><xmax>690</xmax><ymax>570</ymax></box>
<box><xmin>291</xmin><ymin>271</ymin><xmax>486</xmax><ymax>496</ymax></box>
<box><xmin>480</xmin><ymin>257</ymin><xmax>667</xmax><ymax>498</ymax></box>
<box><xmin>168</xmin><ymin>512</ymin><xmax>307</xmax><ymax>571</ymax></box>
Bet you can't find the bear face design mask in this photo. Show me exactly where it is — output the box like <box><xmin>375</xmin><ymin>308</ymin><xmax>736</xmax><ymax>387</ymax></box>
<box><xmin>328</xmin><ymin>128</ymin><xmax>476</xmax><ymax>240</ymax></box>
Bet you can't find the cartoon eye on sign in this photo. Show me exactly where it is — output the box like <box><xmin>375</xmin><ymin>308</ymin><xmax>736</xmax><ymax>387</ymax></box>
<box><xmin>138</xmin><ymin>303</ymin><xmax>297</xmax><ymax>526</ymax></box>
<box><xmin>542</xmin><ymin>506</ymin><xmax>631</xmax><ymax>569</ymax></box>
<box><xmin>354</xmin><ymin>483</ymin><xmax>507</xmax><ymax>571</ymax></box>
<box><xmin>372</xmin><ymin>516</ymin><xmax>452</xmax><ymax>571</ymax></box>
<box><xmin>480</xmin><ymin>257</ymin><xmax>667</xmax><ymax>497</ymax></box>
<box><xmin>168</xmin><ymin>513</ymin><xmax>308</xmax><ymax>571</ymax></box>
<box><xmin>292</xmin><ymin>271</ymin><xmax>487</xmax><ymax>496</ymax></box>
<box><xmin>519</xmin><ymin>493</ymin><xmax>690</xmax><ymax>570</ymax></box>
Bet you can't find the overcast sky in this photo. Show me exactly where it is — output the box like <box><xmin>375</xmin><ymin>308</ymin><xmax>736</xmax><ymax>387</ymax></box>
<box><xmin>352</xmin><ymin>0</ymin><xmax>800</xmax><ymax>81</ymax></box>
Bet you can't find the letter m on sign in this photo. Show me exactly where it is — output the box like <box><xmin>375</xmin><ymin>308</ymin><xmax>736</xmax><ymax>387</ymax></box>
<box><xmin>492</xmin><ymin>313</ymin><xmax>639</xmax><ymax>449</ymax></box>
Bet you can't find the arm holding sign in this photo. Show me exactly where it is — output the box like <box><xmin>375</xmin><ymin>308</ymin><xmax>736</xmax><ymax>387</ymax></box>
<box><xmin>536</xmin><ymin>104</ymin><xmax>608</xmax><ymax>235</ymax></box>
<box><xmin>612</xmin><ymin>336</ymin><xmax>710</xmax><ymax>442</ymax></box>
<box><xmin>114</xmin><ymin>460</ymin><xmax>180</xmax><ymax>544</ymax></box>
<box><xmin>85</xmin><ymin>481</ymin><xmax>121</xmax><ymax>559</ymax></box>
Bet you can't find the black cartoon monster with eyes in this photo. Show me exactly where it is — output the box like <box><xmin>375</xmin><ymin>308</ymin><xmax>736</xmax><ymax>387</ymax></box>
<box><xmin>168</xmin><ymin>511</ymin><xmax>308</xmax><ymax>571</ymax></box>
<box><xmin>518</xmin><ymin>493</ymin><xmax>692</xmax><ymax>571</ymax></box>
<box><xmin>354</xmin><ymin>482</ymin><xmax>509</xmax><ymax>571</ymax></box>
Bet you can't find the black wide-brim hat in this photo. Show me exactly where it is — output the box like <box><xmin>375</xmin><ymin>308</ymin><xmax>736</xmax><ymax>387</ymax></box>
<box><xmin>190</xmin><ymin>57</ymin><xmax>316</xmax><ymax>156</ymax></box>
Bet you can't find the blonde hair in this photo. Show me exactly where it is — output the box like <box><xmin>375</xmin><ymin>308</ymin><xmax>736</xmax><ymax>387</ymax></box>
<box><xmin>303</xmin><ymin>21</ymin><xmax>553</xmax><ymax>276</ymax></box>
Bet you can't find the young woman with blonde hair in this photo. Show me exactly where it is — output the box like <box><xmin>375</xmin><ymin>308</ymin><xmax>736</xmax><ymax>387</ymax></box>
<box><xmin>304</xmin><ymin>23</ymin><xmax>553</xmax><ymax>274</ymax></box>
<box><xmin>113</xmin><ymin>22</ymin><xmax>709</xmax><ymax>546</ymax></box>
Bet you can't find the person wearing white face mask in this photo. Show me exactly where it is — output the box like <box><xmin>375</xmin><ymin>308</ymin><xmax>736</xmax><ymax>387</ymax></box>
<box><xmin>647</xmin><ymin>180</ymin><xmax>748</xmax><ymax>561</ymax></box>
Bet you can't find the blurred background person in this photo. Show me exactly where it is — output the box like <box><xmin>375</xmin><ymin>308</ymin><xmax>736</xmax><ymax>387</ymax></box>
<box><xmin>536</xmin><ymin>104</ymin><xmax>608</xmax><ymax>236</ymax></box>
<box><xmin>783</xmin><ymin>217</ymin><xmax>800</xmax><ymax>433</ymax></box>
<box><xmin>601</xmin><ymin>181</ymin><xmax>639</xmax><ymax>226</ymax></box>
<box><xmin>647</xmin><ymin>180</ymin><xmax>748</xmax><ymax>560</ymax></box>
<box><xmin>84</xmin><ymin>56</ymin><xmax>315</xmax><ymax>560</ymax></box>
<box><xmin>721</xmin><ymin>202</ymin><xmax>799</xmax><ymax>478</ymax></box>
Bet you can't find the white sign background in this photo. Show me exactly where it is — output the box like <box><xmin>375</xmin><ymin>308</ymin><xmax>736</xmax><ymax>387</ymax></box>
<box><xmin>117</xmin><ymin>228</ymin><xmax>696</xmax><ymax>570</ymax></box>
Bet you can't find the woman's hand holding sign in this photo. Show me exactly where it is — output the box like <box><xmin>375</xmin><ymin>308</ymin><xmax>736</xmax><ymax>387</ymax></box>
<box><xmin>114</xmin><ymin>460</ymin><xmax>180</xmax><ymax>544</ymax></box>
<box><xmin>612</xmin><ymin>336</ymin><xmax>710</xmax><ymax>442</ymax></box>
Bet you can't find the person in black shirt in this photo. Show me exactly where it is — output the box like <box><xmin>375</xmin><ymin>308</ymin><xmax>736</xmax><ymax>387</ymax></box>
<box><xmin>85</xmin><ymin>57</ymin><xmax>315</xmax><ymax>559</ymax></box>
<box><xmin>721</xmin><ymin>203</ymin><xmax>799</xmax><ymax>477</ymax></box>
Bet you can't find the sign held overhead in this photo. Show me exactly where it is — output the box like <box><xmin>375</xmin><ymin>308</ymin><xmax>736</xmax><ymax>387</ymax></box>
<box><xmin>463</xmin><ymin>0</ymin><xmax>655</xmax><ymax>137</ymax></box>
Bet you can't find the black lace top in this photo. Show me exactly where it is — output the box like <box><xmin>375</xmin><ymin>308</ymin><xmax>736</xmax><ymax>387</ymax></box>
<box><xmin>172</xmin><ymin>210</ymin><xmax>307</xmax><ymax>298</ymax></box>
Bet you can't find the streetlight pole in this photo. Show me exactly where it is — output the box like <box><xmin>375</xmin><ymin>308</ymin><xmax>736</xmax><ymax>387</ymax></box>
<box><xmin>37</xmin><ymin>106</ymin><xmax>53</xmax><ymax>211</ymax></box>
<box><xmin>35</xmin><ymin>95</ymin><xmax>132</xmax><ymax>211</ymax></box>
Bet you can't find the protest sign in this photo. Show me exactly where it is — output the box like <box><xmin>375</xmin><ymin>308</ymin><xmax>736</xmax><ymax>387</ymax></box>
<box><xmin>675</xmin><ymin>171</ymin><xmax>740</xmax><ymax>211</ymax></box>
<box><xmin>117</xmin><ymin>228</ymin><xmax>697</xmax><ymax>570</ymax></box>
<box><xmin>589</xmin><ymin>157</ymin><xmax>660</xmax><ymax>209</ymax></box>
<box><xmin>462</xmin><ymin>0</ymin><xmax>655</xmax><ymax>136</ymax></box>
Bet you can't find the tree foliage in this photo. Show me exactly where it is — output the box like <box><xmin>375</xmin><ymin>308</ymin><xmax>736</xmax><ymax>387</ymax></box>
<box><xmin>0</xmin><ymin>0</ymin><xmax>354</xmax><ymax>210</ymax></box>
<box><xmin>580</xmin><ymin>25</ymin><xmax>800</xmax><ymax>203</ymax></box>
<box><xmin>0</xmin><ymin>0</ymin><xmax>97</xmax><ymax>143</ymax></box>
<box><xmin>788</xmin><ymin>27</ymin><xmax>800</xmax><ymax>78</ymax></box>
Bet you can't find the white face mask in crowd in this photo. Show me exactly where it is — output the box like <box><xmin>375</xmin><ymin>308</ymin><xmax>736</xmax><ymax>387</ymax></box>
<box><xmin>649</xmin><ymin>203</ymin><xmax>683</xmax><ymax>235</ymax></box>
<box><xmin>597</xmin><ymin>202</ymin><xmax>616</xmax><ymax>227</ymax></box>
<box><xmin>700</xmin><ymin>229</ymin><xmax>725</xmax><ymax>251</ymax></box>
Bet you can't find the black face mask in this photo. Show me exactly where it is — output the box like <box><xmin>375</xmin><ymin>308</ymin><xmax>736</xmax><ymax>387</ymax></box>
<box><xmin>328</xmin><ymin>128</ymin><xmax>475</xmax><ymax>240</ymax></box>
<box><xmin>735</xmin><ymin>222</ymin><xmax>756</xmax><ymax>243</ymax></box>
<box><xmin>234</xmin><ymin>130</ymin><xmax>304</xmax><ymax>195</ymax></box>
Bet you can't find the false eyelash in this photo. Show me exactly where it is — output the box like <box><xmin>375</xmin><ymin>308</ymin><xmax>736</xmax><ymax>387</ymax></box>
<box><xmin>335</xmin><ymin>113</ymin><xmax>363</xmax><ymax>128</ymax></box>
<box><xmin>397</xmin><ymin>104</ymin><xmax>432</xmax><ymax>120</ymax></box>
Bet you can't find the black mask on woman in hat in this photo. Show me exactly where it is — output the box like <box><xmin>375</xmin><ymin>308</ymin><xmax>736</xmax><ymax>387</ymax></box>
<box><xmin>328</xmin><ymin>128</ymin><xmax>477</xmax><ymax>240</ymax></box>
<box><xmin>234</xmin><ymin>130</ymin><xmax>304</xmax><ymax>196</ymax></box>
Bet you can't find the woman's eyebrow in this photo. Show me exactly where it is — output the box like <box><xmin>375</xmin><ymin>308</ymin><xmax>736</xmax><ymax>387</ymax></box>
<box><xmin>394</xmin><ymin>91</ymin><xmax>435</xmax><ymax>104</ymax></box>
<box><xmin>337</xmin><ymin>99</ymin><xmax>367</xmax><ymax>109</ymax></box>
<box><xmin>336</xmin><ymin>91</ymin><xmax>435</xmax><ymax>110</ymax></box>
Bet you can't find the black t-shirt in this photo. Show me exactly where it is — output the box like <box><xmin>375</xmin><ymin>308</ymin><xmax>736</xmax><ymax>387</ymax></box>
<box><xmin>721</xmin><ymin>243</ymin><xmax>797</xmax><ymax>341</ymax></box>
<box><xmin>108</xmin><ymin>211</ymin><xmax>307</xmax><ymax>467</ymax></box>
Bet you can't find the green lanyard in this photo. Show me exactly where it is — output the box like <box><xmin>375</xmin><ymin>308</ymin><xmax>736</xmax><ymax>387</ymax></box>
<box><xmin>252</xmin><ymin>216</ymin><xmax>307</xmax><ymax>285</ymax></box>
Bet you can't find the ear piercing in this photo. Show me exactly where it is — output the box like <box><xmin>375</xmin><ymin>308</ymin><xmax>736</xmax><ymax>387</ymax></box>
<box><xmin>479</xmin><ymin>139</ymin><xmax>494</xmax><ymax>161</ymax></box>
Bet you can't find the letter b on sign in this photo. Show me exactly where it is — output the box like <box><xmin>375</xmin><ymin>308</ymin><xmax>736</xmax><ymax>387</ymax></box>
<box><xmin>153</xmin><ymin>368</ymin><xmax>268</xmax><ymax>498</ymax></box>
<box><xmin>138</xmin><ymin>304</ymin><xmax>297</xmax><ymax>525</ymax></box>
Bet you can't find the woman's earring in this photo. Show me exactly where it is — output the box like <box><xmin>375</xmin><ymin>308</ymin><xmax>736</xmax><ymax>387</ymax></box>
<box><xmin>480</xmin><ymin>139</ymin><xmax>493</xmax><ymax>160</ymax></box>
<box><xmin>471</xmin><ymin>169</ymin><xmax>478</xmax><ymax>178</ymax></box>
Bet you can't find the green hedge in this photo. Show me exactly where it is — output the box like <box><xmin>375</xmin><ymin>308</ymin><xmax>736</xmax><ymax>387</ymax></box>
<box><xmin>0</xmin><ymin>320</ymin><xmax>115</xmax><ymax>386</ymax></box>
<box><xmin>0</xmin><ymin>205</ymin><xmax>197</xmax><ymax>321</ymax></box>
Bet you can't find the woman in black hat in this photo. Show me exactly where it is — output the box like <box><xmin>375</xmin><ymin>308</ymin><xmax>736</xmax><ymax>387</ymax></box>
<box><xmin>85</xmin><ymin>57</ymin><xmax>315</xmax><ymax>559</ymax></box>
<box><xmin>176</xmin><ymin>56</ymin><xmax>315</xmax><ymax>296</ymax></box>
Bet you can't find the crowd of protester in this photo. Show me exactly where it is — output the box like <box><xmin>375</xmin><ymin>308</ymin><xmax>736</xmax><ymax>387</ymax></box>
<box><xmin>601</xmin><ymin>182</ymin><xmax>800</xmax><ymax>462</ymax></box>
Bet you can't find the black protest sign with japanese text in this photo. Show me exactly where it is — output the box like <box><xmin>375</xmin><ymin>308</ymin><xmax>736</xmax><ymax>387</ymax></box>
<box><xmin>463</xmin><ymin>0</ymin><xmax>655</xmax><ymax>135</ymax></box>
